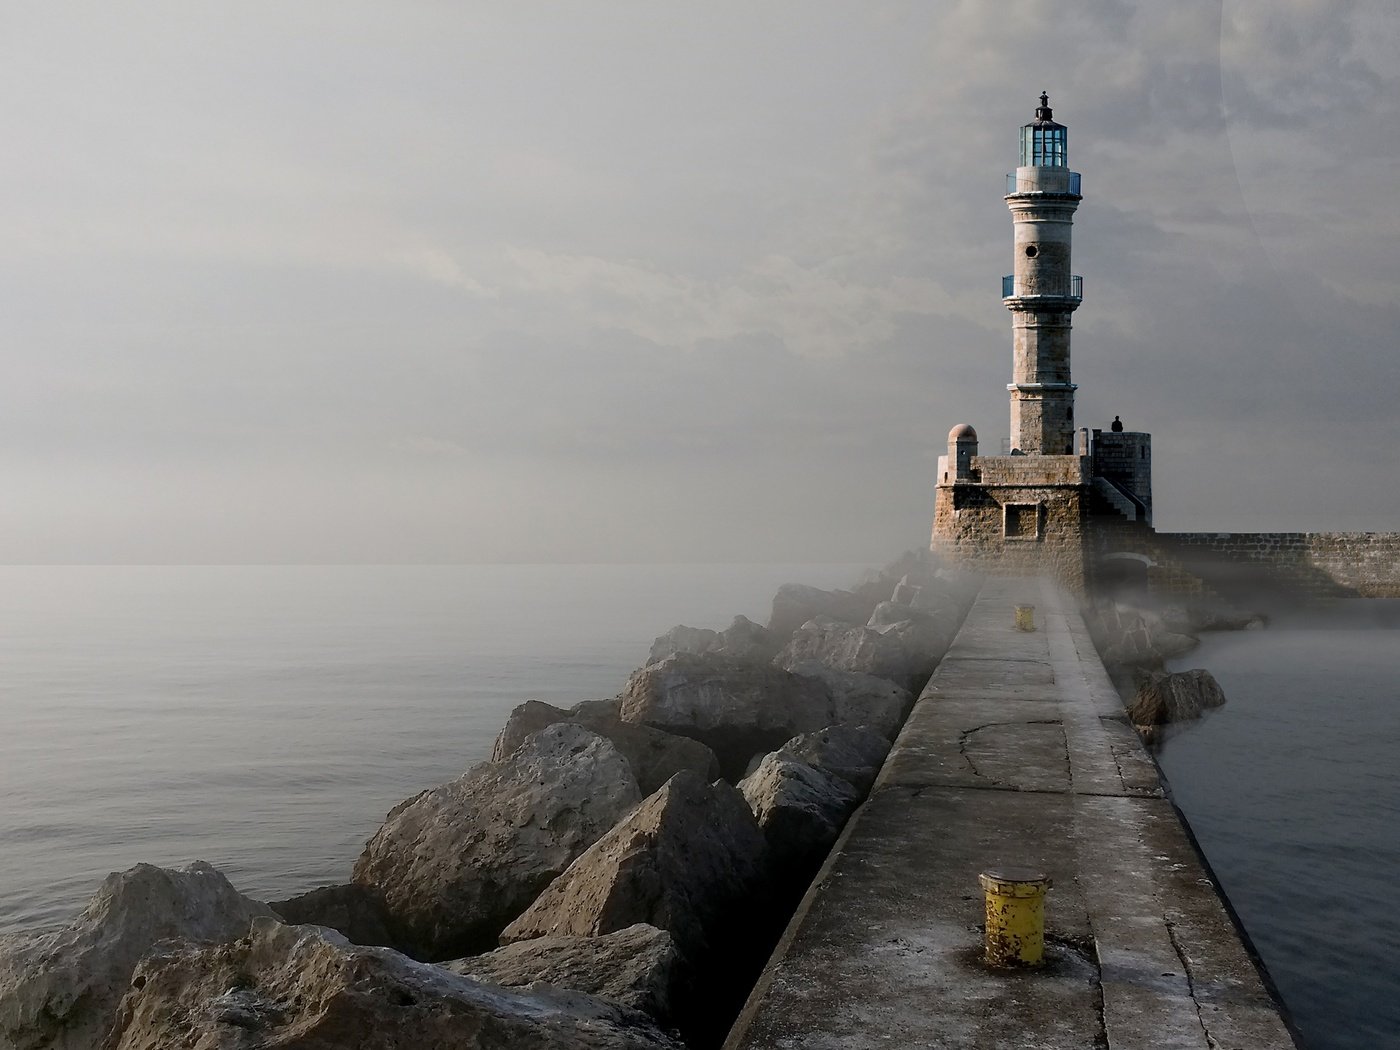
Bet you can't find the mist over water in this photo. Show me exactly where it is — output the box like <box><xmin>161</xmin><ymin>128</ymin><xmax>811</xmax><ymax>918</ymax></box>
<box><xmin>0</xmin><ymin>563</ymin><xmax>865</xmax><ymax>932</ymax></box>
<box><xmin>5</xmin><ymin>566</ymin><xmax>1395</xmax><ymax>1050</ymax></box>
<box><xmin>1159</xmin><ymin>605</ymin><xmax>1400</xmax><ymax>1050</ymax></box>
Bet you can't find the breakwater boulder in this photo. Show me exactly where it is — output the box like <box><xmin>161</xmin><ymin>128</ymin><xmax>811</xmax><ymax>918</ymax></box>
<box><xmin>352</xmin><ymin>723</ymin><xmax>642</xmax><ymax>960</ymax></box>
<box><xmin>501</xmin><ymin>770</ymin><xmax>766</xmax><ymax>966</ymax></box>
<box><xmin>618</xmin><ymin>654</ymin><xmax>832</xmax><ymax>780</ymax></box>
<box><xmin>766</xmin><ymin>584</ymin><xmax>875</xmax><ymax>641</ymax></box>
<box><xmin>267</xmin><ymin>882</ymin><xmax>396</xmax><ymax>947</ymax></box>
<box><xmin>780</xmin><ymin>664</ymin><xmax>908</xmax><ymax>742</ymax></box>
<box><xmin>619</xmin><ymin>653</ymin><xmax>906</xmax><ymax>780</ymax></box>
<box><xmin>102</xmin><ymin>917</ymin><xmax>685</xmax><ymax>1050</ymax></box>
<box><xmin>0</xmin><ymin>861</ymin><xmax>272</xmax><ymax>1050</ymax></box>
<box><xmin>448</xmin><ymin>924</ymin><xmax>679</xmax><ymax>1023</ymax></box>
<box><xmin>776</xmin><ymin>724</ymin><xmax>892</xmax><ymax>795</ymax></box>
<box><xmin>774</xmin><ymin>618</ymin><xmax>919</xmax><ymax>691</ymax></box>
<box><xmin>1127</xmin><ymin>668</ymin><xmax>1227</xmax><ymax>738</ymax></box>
<box><xmin>738</xmin><ymin>753</ymin><xmax>859</xmax><ymax>877</ymax></box>
<box><xmin>490</xmin><ymin>698</ymin><xmax>721</xmax><ymax>794</ymax></box>
<box><xmin>1090</xmin><ymin>601</ymin><xmax>1199</xmax><ymax>668</ymax></box>
<box><xmin>737</xmin><ymin>725</ymin><xmax>891</xmax><ymax>883</ymax></box>
<box><xmin>647</xmin><ymin>616</ymin><xmax>779</xmax><ymax>666</ymax></box>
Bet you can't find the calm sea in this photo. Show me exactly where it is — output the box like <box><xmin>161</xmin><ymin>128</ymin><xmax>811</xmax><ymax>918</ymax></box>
<box><xmin>2</xmin><ymin>567</ymin><xmax>1395</xmax><ymax>1050</ymax></box>
<box><xmin>1160</xmin><ymin>607</ymin><xmax>1400</xmax><ymax>1050</ymax></box>
<box><xmin>0</xmin><ymin>563</ymin><xmax>865</xmax><ymax>932</ymax></box>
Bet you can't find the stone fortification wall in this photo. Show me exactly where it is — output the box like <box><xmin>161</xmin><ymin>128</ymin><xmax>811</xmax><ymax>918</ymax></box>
<box><xmin>1158</xmin><ymin>532</ymin><xmax>1400</xmax><ymax>599</ymax></box>
<box><xmin>932</xmin><ymin>480</ymin><xmax>1088</xmax><ymax>592</ymax></box>
<box><xmin>974</xmin><ymin>454</ymin><xmax>1090</xmax><ymax>486</ymax></box>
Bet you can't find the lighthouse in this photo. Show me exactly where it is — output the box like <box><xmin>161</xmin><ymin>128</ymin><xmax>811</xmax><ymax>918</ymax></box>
<box><xmin>930</xmin><ymin>95</ymin><xmax>1151</xmax><ymax>591</ymax></box>
<box><xmin>1004</xmin><ymin>93</ymin><xmax>1082</xmax><ymax>456</ymax></box>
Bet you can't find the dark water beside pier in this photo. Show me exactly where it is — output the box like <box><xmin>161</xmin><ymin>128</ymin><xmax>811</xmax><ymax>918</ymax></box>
<box><xmin>1161</xmin><ymin>610</ymin><xmax>1400</xmax><ymax>1050</ymax></box>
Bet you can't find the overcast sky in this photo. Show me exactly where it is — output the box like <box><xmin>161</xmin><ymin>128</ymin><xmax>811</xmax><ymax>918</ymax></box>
<box><xmin>1</xmin><ymin>1</ymin><xmax>1396</xmax><ymax>563</ymax></box>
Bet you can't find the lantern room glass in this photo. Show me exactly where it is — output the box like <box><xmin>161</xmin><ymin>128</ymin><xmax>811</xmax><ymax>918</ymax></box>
<box><xmin>1020</xmin><ymin>124</ymin><xmax>1067</xmax><ymax>167</ymax></box>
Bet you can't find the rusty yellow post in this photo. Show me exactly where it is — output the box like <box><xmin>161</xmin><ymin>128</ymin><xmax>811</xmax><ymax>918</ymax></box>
<box><xmin>979</xmin><ymin>868</ymin><xmax>1052</xmax><ymax>967</ymax></box>
<box><xmin>1014</xmin><ymin>604</ymin><xmax>1036</xmax><ymax>631</ymax></box>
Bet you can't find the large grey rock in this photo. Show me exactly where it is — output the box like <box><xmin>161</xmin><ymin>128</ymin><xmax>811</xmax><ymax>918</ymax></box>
<box><xmin>268</xmin><ymin>882</ymin><xmax>395</xmax><ymax>947</ymax></box>
<box><xmin>645</xmin><ymin>616</ymin><xmax>779</xmax><ymax>667</ymax></box>
<box><xmin>738</xmin><ymin>753</ymin><xmax>860</xmax><ymax>875</ymax></box>
<box><xmin>778</xmin><ymin>724</ymin><xmax>892</xmax><ymax>795</ymax></box>
<box><xmin>490</xmin><ymin>699</ymin><xmax>721</xmax><ymax>794</ymax></box>
<box><xmin>501</xmin><ymin>771</ymin><xmax>767</xmax><ymax>964</ymax></box>
<box><xmin>784</xmin><ymin>664</ymin><xmax>910</xmax><ymax>742</ymax></box>
<box><xmin>775</xmin><ymin>618</ymin><xmax>919</xmax><ymax>689</ymax></box>
<box><xmin>103</xmin><ymin>917</ymin><xmax>684</xmax><ymax>1050</ymax></box>
<box><xmin>715</xmin><ymin>615</ymin><xmax>781</xmax><ymax>662</ymax></box>
<box><xmin>0</xmin><ymin>861</ymin><xmax>272</xmax><ymax>1050</ymax></box>
<box><xmin>352</xmin><ymin>723</ymin><xmax>642</xmax><ymax>960</ymax></box>
<box><xmin>647</xmin><ymin>624</ymin><xmax>720</xmax><ymax>665</ymax></box>
<box><xmin>766</xmin><ymin>584</ymin><xmax>873</xmax><ymax>641</ymax></box>
<box><xmin>868</xmin><ymin>600</ymin><xmax>961</xmax><ymax>654</ymax></box>
<box><xmin>1127</xmin><ymin>669</ymin><xmax>1228</xmax><ymax>730</ymax></box>
<box><xmin>1093</xmin><ymin>602</ymin><xmax>1200</xmax><ymax>668</ymax></box>
<box><xmin>448</xmin><ymin>924</ymin><xmax>679</xmax><ymax>1022</ymax></box>
<box><xmin>618</xmin><ymin>653</ymin><xmax>836</xmax><ymax>780</ymax></box>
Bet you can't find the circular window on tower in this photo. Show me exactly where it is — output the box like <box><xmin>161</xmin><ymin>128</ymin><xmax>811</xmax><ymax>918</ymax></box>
<box><xmin>1024</xmin><ymin>245</ymin><xmax>1039</xmax><ymax>258</ymax></box>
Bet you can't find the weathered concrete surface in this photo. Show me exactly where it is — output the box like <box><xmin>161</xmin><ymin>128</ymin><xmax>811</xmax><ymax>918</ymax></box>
<box><xmin>725</xmin><ymin>576</ymin><xmax>1298</xmax><ymax>1050</ymax></box>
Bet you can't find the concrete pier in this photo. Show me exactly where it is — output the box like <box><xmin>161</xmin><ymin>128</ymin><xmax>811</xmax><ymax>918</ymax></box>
<box><xmin>725</xmin><ymin>576</ymin><xmax>1298</xmax><ymax>1049</ymax></box>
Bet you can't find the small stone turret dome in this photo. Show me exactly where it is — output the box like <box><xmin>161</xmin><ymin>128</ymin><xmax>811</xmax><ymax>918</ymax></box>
<box><xmin>949</xmin><ymin>423</ymin><xmax>978</xmax><ymax>442</ymax></box>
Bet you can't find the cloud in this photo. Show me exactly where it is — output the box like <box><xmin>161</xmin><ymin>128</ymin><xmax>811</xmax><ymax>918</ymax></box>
<box><xmin>1</xmin><ymin>1</ymin><xmax>1397</xmax><ymax>560</ymax></box>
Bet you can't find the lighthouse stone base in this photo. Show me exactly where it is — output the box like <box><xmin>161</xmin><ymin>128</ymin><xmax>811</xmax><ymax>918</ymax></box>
<box><xmin>931</xmin><ymin>452</ymin><xmax>1091</xmax><ymax>593</ymax></box>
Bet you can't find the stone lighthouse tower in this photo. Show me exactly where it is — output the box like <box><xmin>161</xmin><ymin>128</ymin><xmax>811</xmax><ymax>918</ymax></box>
<box><xmin>930</xmin><ymin>94</ymin><xmax>1154</xmax><ymax>591</ymax></box>
<box><xmin>931</xmin><ymin>95</ymin><xmax>1101</xmax><ymax>590</ymax></box>
<box><xmin>1005</xmin><ymin>93</ymin><xmax>1082</xmax><ymax>455</ymax></box>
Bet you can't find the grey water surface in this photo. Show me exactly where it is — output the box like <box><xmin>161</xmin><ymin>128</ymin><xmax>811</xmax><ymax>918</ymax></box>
<box><xmin>0</xmin><ymin>563</ymin><xmax>863</xmax><ymax>932</ymax></box>
<box><xmin>1160</xmin><ymin>608</ymin><xmax>1400</xmax><ymax>1050</ymax></box>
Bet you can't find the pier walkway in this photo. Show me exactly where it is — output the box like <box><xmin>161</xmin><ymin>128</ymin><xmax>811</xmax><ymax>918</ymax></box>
<box><xmin>725</xmin><ymin>576</ymin><xmax>1297</xmax><ymax>1049</ymax></box>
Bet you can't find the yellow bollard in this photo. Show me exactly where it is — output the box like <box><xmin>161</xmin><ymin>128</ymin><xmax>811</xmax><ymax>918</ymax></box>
<box><xmin>979</xmin><ymin>868</ymin><xmax>1053</xmax><ymax>967</ymax></box>
<box><xmin>1014</xmin><ymin>604</ymin><xmax>1036</xmax><ymax>632</ymax></box>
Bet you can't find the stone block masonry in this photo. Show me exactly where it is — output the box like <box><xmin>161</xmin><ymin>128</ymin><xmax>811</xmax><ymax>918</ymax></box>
<box><xmin>1160</xmin><ymin>532</ymin><xmax>1400</xmax><ymax>599</ymax></box>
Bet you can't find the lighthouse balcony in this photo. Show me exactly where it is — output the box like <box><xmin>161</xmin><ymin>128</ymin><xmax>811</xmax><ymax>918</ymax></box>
<box><xmin>1003</xmin><ymin>274</ymin><xmax>1082</xmax><ymax>300</ymax></box>
<box><xmin>1006</xmin><ymin>170</ymin><xmax>1081</xmax><ymax>196</ymax></box>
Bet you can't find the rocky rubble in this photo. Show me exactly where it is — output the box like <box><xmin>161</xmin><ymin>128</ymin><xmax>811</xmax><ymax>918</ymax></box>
<box><xmin>766</xmin><ymin>584</ymin><xmax>875</xmax><ymax>642</ymax></box>
<box><xmin>490</xmin><ymin>698</ymin><xmax>721</xmax><ymax>793</ymax></box>
<box><xmin>448</xmin><ymin>924</ymin><xmax>679</xmax><ymax>1022</ymax></box>
<box><xmin>351</xmin><ymin>723</ymin><xmax>642</xmax><ymax>960</ymax></box>
<box><xmin>775</xmin><ymin>724</ymin><xmax>893</xmax><ymax>795</ymax></box>
<box><xmin>268</xmin><ymin>882</ymin><xmax>395</xmax><ymax>947</ymax></box>
<box><xmin>774</xmin><ymin>618</ymin><xmax>916</xmax><ymax>689</ymax></box>
<box><xmin>502</xmin><ymin>771</ymin><xmax>767</xmax><ymax>964</ymax></box>
<box><xmin>646</xmin><ymin>616</ymin><xmax>779</xmax><ymax>666</ymax></box>
<box><xmin>617</xmin><ymin>654</ymin><xmax>836</xmax><ymax>780</ymax></box>
<box><xmin>1126</xmin><ymin>668</ymin><xmax>1228</xmax><ymax>740</ymax></box>
<box><xmin>618</xmin><ymin>654</ymin><xmax>909</xmax><ymax>780</ymax></box>
<box><xmin>103</xmin><ymin>918</ymin><xmax>685</xmax><ymax>1050</ymax></box>
<box><xmin>1088</xmin><ymin>601</ymin><xmax>1200</xmax><ymax>667</ymax></box>
<box><xmin>738</xmin><ymin>754</ymin><xmax>859</xmax><ymax>876</ymax></box>
<box><xmin>0</xmin><ymin>862</ymin><xmax>272</xmax><ymax>1050</ymax></box>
